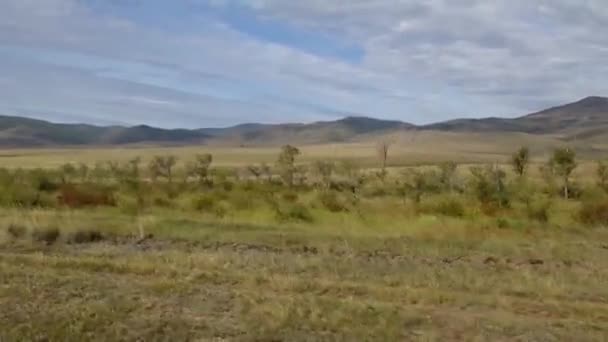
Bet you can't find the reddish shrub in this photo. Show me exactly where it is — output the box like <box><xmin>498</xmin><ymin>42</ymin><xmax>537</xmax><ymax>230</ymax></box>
<box><xmin>57</xmin><ymin>185</ymin><xmax>116</xmax><ymax>208</ymax></box>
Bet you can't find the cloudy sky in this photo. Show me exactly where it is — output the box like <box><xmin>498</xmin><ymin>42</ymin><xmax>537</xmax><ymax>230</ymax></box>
<box><xmin>0</xmin><ymin>0</ymin><xmax>607</xmax><ymax>128</ymax></box>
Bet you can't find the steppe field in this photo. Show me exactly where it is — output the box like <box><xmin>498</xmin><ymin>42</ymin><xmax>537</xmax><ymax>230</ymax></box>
<box><xmin>1</xmin><ymin>140</ymin><xmax>608</xmax><ymax>341</ymax></box>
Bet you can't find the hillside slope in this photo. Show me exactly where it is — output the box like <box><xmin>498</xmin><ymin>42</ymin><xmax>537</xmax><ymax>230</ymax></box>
<box><xmin>0</xmin><ymin>96</ymin><xmax>606</xmax><ymax>147</ymax></box>
<box><xmin>0</xmin><ymin>116</ymin><xmax>209</xmax><ymax>147</ymax></box>
<box><xmin>424</xmin><ymin>96</ymin><xmax>608</xmax><ymax>138</ymax></box>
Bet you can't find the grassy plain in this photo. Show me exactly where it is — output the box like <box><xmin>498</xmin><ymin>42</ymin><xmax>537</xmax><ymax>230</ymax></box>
<box><xmin>0</xmin><ymin>140</ymin><xmax>607</xmax><ymax>341</ymax></box>
<box><xmin>1</xmin><ymin>208</ymin><xmax>608</xmax><ymax>341</ymax></box>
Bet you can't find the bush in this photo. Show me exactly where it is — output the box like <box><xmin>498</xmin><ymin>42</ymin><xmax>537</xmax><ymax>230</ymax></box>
<box><xmin>230</xmin><ymin>190</ymin><xmax>256</xmax><ymax>211</ymax></box>
<box><xmin>525</xmin><ymin>195</ymin><xmax>552</xmax><ymax>223</ymax></box>
<box><xmin>275</xmin><ymin>203</ymin><xmax>314</xmax><ymax>223</ymax></box>
<box><xmin>152</xmin><ymin>196</ymin><xmax>175</xmax><ymax>208</ymax></box>
<box><xmin>57</xmin><ymin>184</ymin><xmax>115</xmax><ymax>208</ymax></box>
<box><xmin>317</xmin><ymin>191</ymin><xmax>348</xmax><ymax>212</ymax></box>
<box><xmin>67</xmin><ymin>230</ymin><xmax>105</xmax><ymax>244</ymax></box>
<box><xmin>579</xmin><ymin>198</ymin><xmax>608</xmax><ymax>226</ymax></box>
<box><xmin>192</xmin><ymin>195</ymin><xmax>216</xmax><ymax>212</ymax></box>
<box><xmin>6</xmin><ymin>224</ymin><xmax>27</xmax><ymax>240</ymax></box>
<box><xmin>419</xmin><ymin>195</ymin><xmax>466</xmax><ymax>218</ymax></box>
<box><xmin>281</xmin><ymin>191</ymin><xmax>299</xmax><ymax>203</ymax></box>
<box><xmin>0</xmin><ymin>186</ymin><xmax>41</xmax><ymax>208</ymax></box>
<box><xmin>31</xmin><ymin>227</ymin><xmax>60</xmax><ymax>245</ymax></box>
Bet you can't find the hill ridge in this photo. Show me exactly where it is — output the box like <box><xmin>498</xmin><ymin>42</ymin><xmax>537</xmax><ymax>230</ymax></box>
<box><xmin>0</xmin><ymin>96</ymin><xmax>606</xmax><ymax>146</ymax></box>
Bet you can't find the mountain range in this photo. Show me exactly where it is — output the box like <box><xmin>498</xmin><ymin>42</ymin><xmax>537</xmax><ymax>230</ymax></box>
<box><xmin>0</xmin><ymin>96</ymin><xmax>606</xmax><ymax>147</ymax></box>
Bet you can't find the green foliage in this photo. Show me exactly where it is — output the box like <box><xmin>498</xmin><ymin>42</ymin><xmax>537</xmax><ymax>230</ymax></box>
<box><xmin>550</xmin><ymin>148</ymin><xmax>577</xmax><ymax>199</ymax></box>
<box><xmin>438</xmin><ymin>161</ymin><xmax>459</xmax><ymax>192</ymax></box>
<box><xmin>317</xmin><ymin>190</ymin><xmax>348</xmax><ymax>213</ymax></box>
<box><xmin>312</xmin><ymin>160</ymin><xmax>334</xmax><ymax>188</ymax></box>
<box><xmin>578</xmin><ymin>190</ymin><xmax>608</xmax><ymax>226</ymax></box>
<box><xmin>398</xmin><ymin>169</ymin><xmax>440</xmax><ymax>204</ymax></box>
<box><xmin>525</xmin><ymin>194</ymin><xmax>552</xmax><ymax>223</ymax></box>
<box><xmin>191</xmin><ymin>195</ymin><xmax>215</xmax><ymax>212</ymax></box>
<box><xmin>149</xmin><ymin>155</ymin><xmax>178</xmax><ymax>183</ymax></box>
<box><xmin>186</xmin><ymin>153</ymin><xmax>213</xmax><ymax>184</ymax></box>
<box><xmin>276</xmin><ymin>145</ymin><xmax>300</xmax><ymax>187</ymax></box>
<box><xmin>419</xmin><ymin>194</ymin><xmax>466</xmax><ymax>218</ymax></box>
<box><xmin>469</xmin><ymin>165</ymin><xmax>510</xmax><ymax>213</ymax></box>
<box><xmin>511</xmin><ymin>146</ymin><xmax>530</xmax><ymax>177</ymax></box>
<box><xmin>275</xmin><ymin>203</ymin><xmax>314</xmax><ymax>223</ymax></box>
<box><xmin>31</xmin><ymin>227</ymin><xmax>61</xmax><ymax>245</ymax></box>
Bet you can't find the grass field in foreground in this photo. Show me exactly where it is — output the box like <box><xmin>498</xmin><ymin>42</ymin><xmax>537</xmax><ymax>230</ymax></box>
<box><xmin>1</xmin><ymin>209</ymin><xmax>607</xmax><ymax>341</ymax></box>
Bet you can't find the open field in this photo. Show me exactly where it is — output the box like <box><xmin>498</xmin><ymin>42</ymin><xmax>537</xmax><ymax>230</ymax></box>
<box><xmin>0</xmin><ymin>141</ymin><xmax>607</xmax><ymax>341</ymax></box>
<box><xmin>2</xmin><ymin>130</ymin><xmax>608</xmax><ymax>169</ymax></box>
<box><xmin>1</xmin><ymin>208</ymin><xmax>608</xmax><ymax>341</ymax></box>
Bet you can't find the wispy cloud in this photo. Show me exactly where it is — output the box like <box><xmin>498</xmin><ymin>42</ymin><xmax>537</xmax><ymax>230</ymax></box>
<box><xmin>0</xmin><ymin>0</ymin><xmax>606</xmax><ymax>127</ymax></box>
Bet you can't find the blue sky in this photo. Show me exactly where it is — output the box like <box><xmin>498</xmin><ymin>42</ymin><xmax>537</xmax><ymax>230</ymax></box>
<box><xmin>0</xmin><ymin>0</ymin><xmax>607</xmax><ymax>128</ymax></box>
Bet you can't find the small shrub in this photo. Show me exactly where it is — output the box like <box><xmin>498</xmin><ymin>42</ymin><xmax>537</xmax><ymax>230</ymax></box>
<box><xmin>276</xmin><ymin>203</ymin><xmax>314</xmax><ymax>223</ymax></box>
<box><xmin>419</xmin><ymin>195</ymin><xmax>466</xmax><ymax>218</ymax></box>
<box><xmin>230</xmin><ymin>190</ymin><xmax>255</xmax><ymax>211</ymax></box>
<box><xmin>67</xmin><ymin>230</ymin><xmax>104</xmax><ymax>244</ymax></box>
<box><xmin>152</xmin><ymin>196</ymin><xmax>175</xmax><ymax>208</ymax></box>
<box><xmin>579</xmin><ymin>198</ymin><xmax>608</xmax><ymax>226</ymax></box>
<box><xmin>57</xmin><ymin>185</ymin><xmax>115</xmax><ymax>208</ymax></box>
<box><xmin>496</xmin><ymin>217</ymin><xmax>510</xmax><ymax>229</ymax></box>
<box><xmin>6</xmin><ymin>224</ymin><xmax>27</xmax><ymax>240</ymax></box>
<box><xmin>434</xmin><ymin>197</ymin><xmax>466</xmax><ymax>217</ymax></box>
<box><xmin>317</xmin><ymin>191</ymin><xmax>348</xmax><ymax>213</ymax></box>
<box><xmin>480</xmin><ymin>202</ymin><xmax>502</xmax><ymax>216</ymax></box>
<box><xmin>495</xmin><ymin>217</ymin><xmax>525</xmax><ymax>230</ymax></box>
<box><xmin>192</xmin><ymin>195</ymin><xmax>215</xmax><ymax>212</ymax></box>
<box><xmin>213</xmin><ymin>203</ymin><xmax>229</xmax><ymax>218</ymax></box>
<box><xmin>31</xmin><ymin>227</ymin><xmax>60</xmax><ymax>245</ymax></box>
<box><xmin>525</xmin><ymin>195</ymin><xmax>552</xmax><ymax>223</ymax></box>
<box><xmin>281</xmin><ymin>191</ymin><xmax>299</xmax><ymax>203</ymax></box>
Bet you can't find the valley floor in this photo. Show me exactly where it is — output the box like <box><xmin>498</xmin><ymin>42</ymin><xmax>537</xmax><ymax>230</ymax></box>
<box><xmin>1</xmin><ymin>214</ymin><xmax>608</xmax><ymax>341</ymax></box>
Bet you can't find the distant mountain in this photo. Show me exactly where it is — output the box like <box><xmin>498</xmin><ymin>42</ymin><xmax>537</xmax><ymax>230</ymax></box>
<box><xmin>200</xmin><ymin>116</ymin><xmax>415</xmax><ymax>144</ymax></box>
<box><xmin>0</xmin><ymin>96</ymin><xmax>606</xmax><ymax>147</ymax></box>
<box><xmin>0</xmin><ymin>115</ymin><xmax>209</xmax><ymax>147</ymax></box>
<box><xmin>424</xmin><ymin>96</ymin><xmax>608</xmax><ymax>139</ymax></box>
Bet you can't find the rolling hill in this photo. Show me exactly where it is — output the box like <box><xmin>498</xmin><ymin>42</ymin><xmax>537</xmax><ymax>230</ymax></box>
<box><xmin>0</xmin><ymin>96</ymin><xmax>606</xmax><ymax>147</ymax></box>
<box><xmin>0</xmin><ymin>116</ymin><xmax>209</xmax><ymax>147</ymax></box>
<box><xmin>425</xmin><ymin>96</ymin><xmax>608</xmax><ymax>138</ymax></box>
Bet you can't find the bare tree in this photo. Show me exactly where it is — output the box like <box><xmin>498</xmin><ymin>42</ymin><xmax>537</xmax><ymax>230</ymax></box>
<box><xmin>377</xmin><ymin>141</ymin><xmax>391</xmax><ymax>176</ymax></box>
<box><xmin>597</xmin><ymin>160</ymin><xmax>608</xmax><ymax>192</ymax></box>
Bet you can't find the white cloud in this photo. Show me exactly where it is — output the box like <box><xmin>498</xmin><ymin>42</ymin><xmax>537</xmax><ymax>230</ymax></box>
<box><xmin>0</xmin><ymin>0</ymin><xmax>607</xmax><ymax>127</ymax></box>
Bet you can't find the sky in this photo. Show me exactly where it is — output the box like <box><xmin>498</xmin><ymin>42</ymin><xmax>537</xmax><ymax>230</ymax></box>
<box><xmin>0</xmin><ymin>0</ymin><xmax>607</xmax><ymax>128</ymax></box>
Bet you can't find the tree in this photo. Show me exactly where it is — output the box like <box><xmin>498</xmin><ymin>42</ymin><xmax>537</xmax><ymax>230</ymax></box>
<box><xmin>247</xmin><ymin>165</ymin><xmax>263</xmax><ymax>181</ymax></box>
<box><xmin>469</xmin><ymin>165</ymin><xmax>509</xmax><ymax>209</ymax></box>
<box><xmin>377</xmin><ymin>141</ymin><xmax>391</xmax><ymax>177</ymax></box>
<box><xmin>551</xmin><ymin>147</ymin><xmax>577</xmax><ymax>199</ymax></box>
<box><xmin>186</xmin><ymin>153</ymin><xmax>213</xmax><ymax>185</ymax></box>
<box><xmin>312</xmin><ymin>160</ymin><xmax>334</xmax><ymax>189</ymax></box>
<box><xmin>511</xmin><ymin>146</ymin><xmax>530</xmax><ymax>177</ymax></box>
<box><xmin>59</xmin><ymin>163</ymin><xmax>77</xmax><ymax>184</ymax></box>
<box><xmin>260</xmin><ymin>163</ymin><xmax>272</xmax><ymax>182</ymax></box>
<box><xmin>438</xmin><ymin>161</ymin><xmax>458</xmax><ymax>193</ymax></box>
<box><xmin>276</xmin><ymin>145</ymin><xmax>300</xmax><ymax>187</ymax></box>
<box><xmin>148</xmin><ymin>155</ymin><xmax>178</xmax><ymax>183</ymax></box>
<box><xmin>597</xmin><ymin>161</ymin><xmax>608</xmax><ymax>192</ymax></box>
<box><xmin>399</xmin><ymin>168</ymin><xmax>440</xmax><ymax>205</ymax></box>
